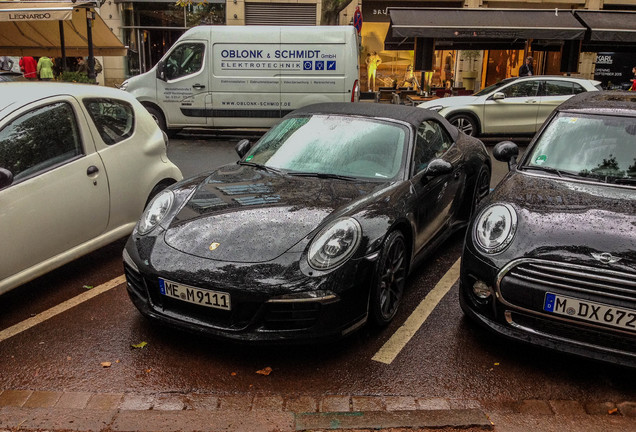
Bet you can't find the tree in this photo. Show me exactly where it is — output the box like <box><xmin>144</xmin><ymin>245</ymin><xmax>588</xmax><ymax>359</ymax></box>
<box><xmin>321</xmin><ymin>0</ymin><xmax>355</xmax><ymax>25</ymax></box>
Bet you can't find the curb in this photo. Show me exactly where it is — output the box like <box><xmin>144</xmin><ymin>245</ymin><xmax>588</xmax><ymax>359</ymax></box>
<box><xmin>1</xmin><ymin>390</ymin><xmax>635</xmax><ymax>431</ymax></box>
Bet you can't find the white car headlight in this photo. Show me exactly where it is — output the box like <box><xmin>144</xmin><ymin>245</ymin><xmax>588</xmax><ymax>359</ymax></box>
<box><xmin>308</xmin><ymin>218</ymin><xmax>361</xmax><ymax>270</ymax></box>
<box><xmin>473</xmin><ymin>204</ymin><xmax>517</xmax><ymax>254</ymax></box>
<box><xmin>119</xmin><ymin>80</ymin><xmax>129</xmax><ymax>91</ymax></box>
<box><xmin>137</xmin><ymin>190</ymin><xmax>174</xmax><ymax>235</ymax></box>
<box><xmin>423</xmin><ymin>105</ymin><xmax>444</xmax><ymax>112</ymax></box>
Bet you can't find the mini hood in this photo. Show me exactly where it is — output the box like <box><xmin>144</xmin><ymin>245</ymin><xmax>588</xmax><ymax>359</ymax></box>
<box><xmin>489</xmin><ymin>172</ymin><xmax>636</xmax><ymax>271</ymax></box>
<box><xmin>164</xmin><ymin>164</ymin><xmax>384</xmax><ymax>263</ymax></box>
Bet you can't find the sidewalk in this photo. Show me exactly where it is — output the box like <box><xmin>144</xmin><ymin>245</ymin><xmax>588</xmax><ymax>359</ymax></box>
<box><xmin>2</xmin><ymin>389</ymin><xmax>636</xmax><ymax>431</ymax></box>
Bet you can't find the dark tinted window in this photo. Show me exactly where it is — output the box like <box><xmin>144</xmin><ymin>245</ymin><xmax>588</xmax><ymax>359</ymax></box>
<box><xmin>413</xmin><ymin>120</ymin><xmax>453</xmax><ymax>174</ymax></box>
<box><xmin>573</xmin><ymin>83</ymin><xmax>587</xmax><ymax>94</ymax></box>
<box><xmin>0</xmin><ymin>102</ymin><xmax>82</xmax><ymax>184</ymax></box>
<box><xmin>84</xmin><ymin>98</ymin><xmax>134</xmax><ymax>145</ymax></box>
<box><xmin>502</xmin><ymin>81</ymin><xmax>539</xmax><ymax>98</ymax></box>
<box><xmin>542</xmin><ymin>80</ymin><xmax>574</xmax><ymax>96</ymax></box>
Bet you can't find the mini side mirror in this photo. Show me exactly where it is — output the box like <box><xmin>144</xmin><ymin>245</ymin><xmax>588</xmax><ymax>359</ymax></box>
<box><xmin>492</xmin><ymin>92</ymin><xmax>505</xmax><ymax>101</ymax></box>
<box><xmin>493</xmin><ymin>141</ymin><xmax>519</xmax><ymax>170</ymax></box>
<box><xmin>0</xmin><ymin>168</ymin><xmax>14</xmax><ymax>189</ymax></box>
<box><xmin>425</xmin><ymin>158</ymin><xmax>453</xmax><ymax>177</ymax></box>
<box><xmin>235</xmin><ymin>139</ymin><xmax>252</xmax><ymax>159</ymax></box>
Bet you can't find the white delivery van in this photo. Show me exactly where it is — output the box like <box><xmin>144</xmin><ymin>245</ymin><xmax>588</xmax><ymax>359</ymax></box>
<box><xmin>120</xmin><ymin>25</ymin><xmax>360</xmax><ymax>134</ymax></box>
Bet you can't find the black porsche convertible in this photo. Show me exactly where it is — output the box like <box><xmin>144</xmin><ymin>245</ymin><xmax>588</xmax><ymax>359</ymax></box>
<box><xmin>124</xmin><ymin>103</ymin><xmax>491</xmax><ymax>342</ymax></box>
<box><xmin>460</xmin><ymin>91</ymin><xmax>636</xmax><ymax>367</ymax></box>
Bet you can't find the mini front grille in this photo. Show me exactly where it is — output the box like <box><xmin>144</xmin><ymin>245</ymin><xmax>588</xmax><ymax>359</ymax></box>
<box><xmin>263</xmin><ymin>302</ymin><xmax>321</xmax><ymax>330</ymax></box>
<box><xmin>123</xmin><ymin>263</ymin><xmax>145</xmax><ymax>296</ymax></box>
<box><xmin>503</xmin><ymin>260</ymin><xmax>636</xmax><ymax>303</ymax></box>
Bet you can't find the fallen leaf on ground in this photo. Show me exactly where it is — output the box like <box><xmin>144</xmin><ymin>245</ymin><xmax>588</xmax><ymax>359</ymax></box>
<box><xmin>256</xmin><ymin>367</ymin><xmax>272</xmax><ymax>376</ymax></box>
<box><xmin>100</xmin><ymin>362</ymin><xmax>112</xmax><ymax>368</ymax></box>
<box><xmin>609</xmin><ymin>408</ymin><xmax>619</xmax><ymax>415</ymax></box>
<box><xmin>83</xmin><ymin>285</ymin><xmax>93</xmax><ymax>290</ymax></box>
<box><xmin>131</xmin><ymin>341</ymin><xmax>148</xmax><ymax>349</ymax></box>
<box><xmin>231</xmin><ymin>372</ymin><xmax>237</xmax><ymax>376</ymax></box>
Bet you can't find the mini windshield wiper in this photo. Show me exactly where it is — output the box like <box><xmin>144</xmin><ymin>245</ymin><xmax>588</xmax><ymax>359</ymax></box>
<box><xmin>287</xmin><ymin>172</ymin><xmax>357</xmax><ymax>181</ymax></box>
<box><xmin>237</xmin><ymin>161</ymin><xmax>283</xmax><ymax>174</ymax></box>
<box><xmin>522</xmin><ymin>165</ymin><xmax>563</xmax><ymax>177</ymax></box>
<box><xmin>613</xmin><ymin>177</ymin><xmax>636</xmax><ymax>185</ymax></box>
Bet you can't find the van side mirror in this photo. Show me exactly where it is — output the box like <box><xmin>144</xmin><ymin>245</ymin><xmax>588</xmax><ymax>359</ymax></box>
<box><xmin>156</xmin><ymin>61</ymin><xmax>166</xmax><ymax>81</ymax></box>
<box><xmin>235</xmin><ymin>139</ymin><xmax>252</xmax><ymax>158</ymax></box>
<box><xmin>0</xmin><ymin>168</ymin><xmax>14</xmax><ymax>189</ymax></box>
<box><xmin>493</xmin><ymin>141</ymin><xmax>519</xmax><ymax>170</ymax></box>
<box><xmin>492</xmin><ymin>92</ymin><xmax>505</xmax><ymax>101</ymax></box>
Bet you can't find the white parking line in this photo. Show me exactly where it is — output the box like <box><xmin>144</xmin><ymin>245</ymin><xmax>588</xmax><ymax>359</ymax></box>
<box><xmin>372</xmin><ymin>258</ymin><xmax>461</xmax><ymax>365</ymax></box>
<box><xmin>0</xmin><ymin>275</ymin><xmax>126</xmax><ymax>343</ymax></box>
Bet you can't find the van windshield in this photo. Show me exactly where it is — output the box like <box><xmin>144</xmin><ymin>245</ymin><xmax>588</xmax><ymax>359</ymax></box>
<box><xmin>244</xmin><ymin>115</ymin><xmax>408</xmax><ymax>181</ymax></box>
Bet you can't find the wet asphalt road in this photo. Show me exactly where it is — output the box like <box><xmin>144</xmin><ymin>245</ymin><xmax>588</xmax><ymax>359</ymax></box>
<box><xmin>1</xmin><ymin>134</ymin><xmax>634</xmax><ymax>411</ymax></box>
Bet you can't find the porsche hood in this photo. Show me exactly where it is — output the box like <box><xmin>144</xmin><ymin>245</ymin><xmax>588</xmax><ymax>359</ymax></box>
<box><xmin>163</xmin><ymin>165</ymin><xmax>384</xmax><ymax>263</ymax></box>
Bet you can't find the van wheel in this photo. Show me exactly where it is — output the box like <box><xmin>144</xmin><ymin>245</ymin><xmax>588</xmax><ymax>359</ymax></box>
<box><xmin>145</xmin><ymin>106</ymin><xmax>167</xmax><ymax>133</ymax></box>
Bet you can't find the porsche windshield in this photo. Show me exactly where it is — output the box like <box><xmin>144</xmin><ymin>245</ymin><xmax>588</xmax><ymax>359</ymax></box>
<box><xmin>524</xmin><ymin>112</ymin><xmax>636</xmax><ymax>185</ymax></box>
<box><xmin>244</xmin><ymin>115</ymin><xmax>408</xmax><ymax>180</ymax></box>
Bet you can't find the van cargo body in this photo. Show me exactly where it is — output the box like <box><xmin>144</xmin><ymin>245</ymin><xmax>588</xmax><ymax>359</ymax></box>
<box><xmin>121</xmin><ymin>26</ymin><xmax>360</xmax><ymax>132</ymax></box>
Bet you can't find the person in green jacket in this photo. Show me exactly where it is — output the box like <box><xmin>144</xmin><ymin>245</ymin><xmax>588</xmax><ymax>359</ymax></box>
<box><xmin>37</xmin><ymin>56</ymin><xmax>55</xmax><ymax>81</ymax></box>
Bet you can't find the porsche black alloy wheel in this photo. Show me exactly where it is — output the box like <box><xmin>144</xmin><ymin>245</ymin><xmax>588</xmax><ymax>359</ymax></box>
<box><xmin>448</xmin><ymin>114</ymin><xmax>477</xmax><ymax>136</ymax></box>
<box><xmin>471</xmin><ymin>165</ymin><xmax>491</xmax><ymax>215</ymax></box>
<box><xmin>370</xmin><ymin>231</ymin><xmax>407</xmax><ymax>326</ymax></box>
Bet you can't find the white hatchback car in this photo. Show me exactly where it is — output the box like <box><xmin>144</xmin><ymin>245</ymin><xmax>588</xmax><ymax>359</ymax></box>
<box><xmin>0</xmin><ymin>82</ymin><xmax>183</xmax><ymax>295</ymax></box>
<box><xmin>419</xmin><ymin>76</ymin><xmax>602</xmax><ymax>136</ymax></box>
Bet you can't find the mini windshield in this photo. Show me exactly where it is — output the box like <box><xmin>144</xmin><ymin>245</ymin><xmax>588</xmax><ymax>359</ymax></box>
<box><xmin>524</xmin><ymin>112</ymin><xmax>636</xmax><ymax>184</ymax></box>
<box><xmin>244</xmin><ymin>115</ymin><xmax>408</xmax><ymax>181</ymax></box>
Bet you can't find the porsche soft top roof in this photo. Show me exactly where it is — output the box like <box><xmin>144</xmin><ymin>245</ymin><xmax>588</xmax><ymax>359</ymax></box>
<box><xmin>557</xmin><ymin>90</ymin><xmax>636</xmax><ymax>116</ymax></box>
<box><xmin>287</xmin><ymin>102</ymin><xmax>459</xmax><ymax>140</ymax></box>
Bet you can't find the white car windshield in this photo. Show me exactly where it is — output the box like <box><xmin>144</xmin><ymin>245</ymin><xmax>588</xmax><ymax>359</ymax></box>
<box><xmin>524</xmin><ymin>112</ymin><xmax>636</xmax><ymax>185</ymax></box>
<box><xmin>244</xmin><ymin>115</ymin><xmax>408</xmax><ymax>181</ymax></box>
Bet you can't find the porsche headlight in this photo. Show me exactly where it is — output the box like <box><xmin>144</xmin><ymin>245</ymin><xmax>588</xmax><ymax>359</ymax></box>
<box><xmin>308</xmin><ymin>218</ymin><xmax>361</xmax><ymax>270</ymax></box>
<box><xmin>473</xmin><ymin>204</ymin><xmax>517</xmax><ymax>254</ymax></box>
<box><xmin>137</xmin><ymin>190</ymin><xmax>174</xmax><ymax>235</ymax></box>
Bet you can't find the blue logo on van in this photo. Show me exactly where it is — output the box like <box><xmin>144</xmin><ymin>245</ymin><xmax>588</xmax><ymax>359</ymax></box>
<box><xmin>327</xmin><ymin>61</ymin><xmax>336</xmax><ymax>70</ymax></box>
<box><xmin>315</xmin><ymin>61</ymin><xmax>324</xmax><ymax>70</ymax></box>
<box><xmin>303</xmin><ymin>61</ymin><xmax>312</xmax><ymax>70</ymax></box>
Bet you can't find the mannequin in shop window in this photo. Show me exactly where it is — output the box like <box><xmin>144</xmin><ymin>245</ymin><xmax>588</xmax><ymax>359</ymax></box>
<box><xmin>366</xmin><ymin>51</ymin><xmax>382</xmax><ymax>92</ymax></box>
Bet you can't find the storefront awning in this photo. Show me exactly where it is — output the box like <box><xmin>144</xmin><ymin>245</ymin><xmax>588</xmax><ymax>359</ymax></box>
<box><xmin>574</xmin><ymin>10</ymin><xmax>636</xmax><ymax>43</ymax></box>
<box><xmin>0</xmin><ymin>1</ymin><xmax>126</xmax><ymax>56</ymax></box>
<box><xmin>388</xmin><ymin>8</ymin><xmax>587</xmax><ymax>42</ymax></box>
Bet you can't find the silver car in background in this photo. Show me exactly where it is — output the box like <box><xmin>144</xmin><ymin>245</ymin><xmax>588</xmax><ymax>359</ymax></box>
<box><xmin>0</xmin><ymin>83</ymin><xmax>183</xmax><ymax>295</ymax></box>
<box><xmin>419</xmin><ymin>76</ymin><xmax>602</xmax><ymax>136</ymax></box>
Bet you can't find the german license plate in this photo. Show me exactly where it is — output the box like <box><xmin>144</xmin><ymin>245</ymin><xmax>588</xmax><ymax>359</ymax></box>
<box><xmin>159</xmin><ymin>278</ymin><xmax>231</xmax><ymax>311</ymax></box>
<box><xmin>543</xmin><ymin>292</ymin><xmax>636</xmax><ymax>332</ymax></box>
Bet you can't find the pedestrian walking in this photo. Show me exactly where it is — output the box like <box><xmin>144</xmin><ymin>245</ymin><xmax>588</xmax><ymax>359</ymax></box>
<box><xmin>630</xmin><ymin>66</ymin><xmax>636</xmax><ymax>91</ymax></box>
<box><xmin>518</xmin><ymin>56</ymin><xmax>534</xmax><ymax>77</ymax></box>
<box><xmin>19</xmin><ymin>56</ymin><xmax>37</xmax><ymax>79</ymax></box>
<box><xmin>37</xmin><ymin>56</ymin><xmax>55</xmax><ymax>80</ymax></box>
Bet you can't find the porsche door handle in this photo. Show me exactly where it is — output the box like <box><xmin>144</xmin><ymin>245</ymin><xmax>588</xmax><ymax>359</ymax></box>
<box><xmin>87</xmin><ymin>165</ymin><xmax>99</xmax><ymax>176</ymax></box>
<box><xmin>192</xmin><ymin>84</ymin><xmax>206</xmax><ymax>89</ymax></box>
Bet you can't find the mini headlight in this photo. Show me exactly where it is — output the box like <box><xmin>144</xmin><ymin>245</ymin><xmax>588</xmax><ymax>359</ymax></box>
<box><xmin>137</xmin><ymin>190</ymin><xmax>174</xmax><ymax>235</ymax></box>
<box><xmin>308</xmin><ymin>218</ymin><xmax>361</xmax><ymax>270</ymax></box>
<box><xmin>473</xmin><ymin>204</ymin><xmax>517</xmax><ymax>254</ymax></box>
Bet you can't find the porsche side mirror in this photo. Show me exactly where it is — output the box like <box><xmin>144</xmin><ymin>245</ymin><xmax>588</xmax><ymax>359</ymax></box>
<box><xmin>493</xmin><ymin>140</ymin><xmax>519</xmax><ymax>170</ymax></box>
<box><xmin>156</xmin><ymin>61</ymin><xmax>166</xmax><ymax>81</ymax></box>
<box><xmin>0</xmin><ymin>168</ymin><xmax>14</xmax><ymax>189</ymax></box>
<box><xmin>425</xmin><ymin>158</ymin><xmax>453</xmax><ymax>177</ymax></box>
<box><xmin>235</xmin><ymin>139</ymin><xmax>252</xmax><ymax>158</ymax></box>
<box><xmin>492</xmin><ymin>92</ymin><xmax>505</xmax><ymax>101</ymax></box>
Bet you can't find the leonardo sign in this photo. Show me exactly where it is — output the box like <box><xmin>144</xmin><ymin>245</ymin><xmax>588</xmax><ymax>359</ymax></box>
<box><xmin>0</xmin><ymin>8</ymin><xmax>71</xmax><ymax>22</ymax></box>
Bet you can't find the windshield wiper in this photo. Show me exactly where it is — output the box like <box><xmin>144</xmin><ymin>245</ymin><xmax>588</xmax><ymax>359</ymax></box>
<box><xmin>613</xmin><ymin>177</ymin><xmax>636</xmax><ymax>185</ymax></box>
<box><xmin>287</xmin><ymin>172</ymin><xmax>357</xmax><ymax>181</ymax></box>
<box><xmin>237</xmin><ymin>161</ymin><xmax>283</xmax><ymax>175</ymax></box>
<box><xmin>522</xmin><ymin>165</ymin><xmax>563</xmax><ymax>177</ymax></box>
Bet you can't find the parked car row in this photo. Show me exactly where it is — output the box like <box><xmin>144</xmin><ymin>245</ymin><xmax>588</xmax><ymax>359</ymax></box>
<box><xmin>1</xmin><ymin>80</ymin><xmax>633</xmax><ymax>367</ymax></box>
